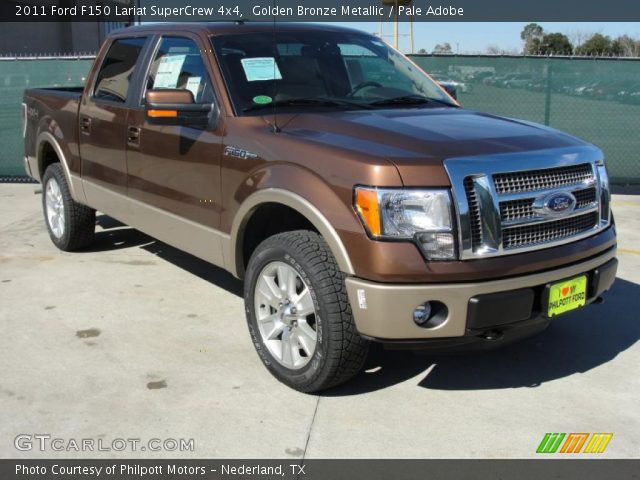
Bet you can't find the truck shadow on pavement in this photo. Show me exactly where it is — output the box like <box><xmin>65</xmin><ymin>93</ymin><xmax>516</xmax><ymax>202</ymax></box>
<box><xmin>89</xmin><ymin>216</ymin><xmax>638</xmax><ymax>395</ymax></box>
<box><xmin>89</xmin><ymin>215</ymin><xmax>243</xmax><ymax>297</ymax></box>
<box><xmin>325</xmin><ymin>277</ymin><xmax>640</xmax><ymax>395</ymax></box>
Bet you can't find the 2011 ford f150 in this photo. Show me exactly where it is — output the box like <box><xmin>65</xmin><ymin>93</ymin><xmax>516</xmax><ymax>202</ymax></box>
<box><xmin>23</xmin><ymin>23</ymin><xmax>617</xmax><ymax>392</ymax></box>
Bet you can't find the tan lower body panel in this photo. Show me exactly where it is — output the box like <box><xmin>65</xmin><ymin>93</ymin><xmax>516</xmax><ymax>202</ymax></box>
<box><xmin>83</xmin><ymin>180</ymin><xmax>230</xmax><ymax>270</ymax></box>
<box><xmin>346</xmin><ymin>247</ymin><xmax>616</xmax><ymax>340</ymax></box>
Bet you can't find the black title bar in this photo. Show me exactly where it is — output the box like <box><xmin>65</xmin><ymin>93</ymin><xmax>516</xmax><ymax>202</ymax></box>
<box><xmin>2</xmin><ymin>459</ymin><xmax>639</xmax><ymax>480</ymax></box>
<box><xmin>2</xmin><ymin>0</ymin><xmax>640</xmax><ymax>22</ymax></box>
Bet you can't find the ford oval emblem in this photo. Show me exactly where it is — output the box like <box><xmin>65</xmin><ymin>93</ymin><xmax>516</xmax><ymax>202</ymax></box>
<box><xmin>533</xmin><ymin>192</ymin><xmax>577</xmax><ymax>218</ymax></box>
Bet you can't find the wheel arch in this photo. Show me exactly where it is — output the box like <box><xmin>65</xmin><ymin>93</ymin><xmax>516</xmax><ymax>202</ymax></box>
<box><xmin>36</xmin><ymin>131</ymin><xmax>86</xmax><ymax>204</ymax></box>
<box><xmin>229</xmin><ymin>189</ymin><xmax>355</xmax><ymax>279</ymax></box>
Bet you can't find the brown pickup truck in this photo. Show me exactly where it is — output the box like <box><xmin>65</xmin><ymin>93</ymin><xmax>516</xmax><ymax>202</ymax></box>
<box><xmin>23</xmin><ymin>23</ymin><xmax>617</xmax><ymax>392</ymax></box>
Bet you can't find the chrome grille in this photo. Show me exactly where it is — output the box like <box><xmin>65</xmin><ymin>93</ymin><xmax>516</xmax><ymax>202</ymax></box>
<box><xmin>464</xmin><ymin>176</ymin><xmax>483</xmax><ymax>247</ymax></box>
<box><xmin>445</xmin><ymin>148</ymin><xmax>610</xmax><ymax>260</ymax></box>
<box><xmin>503</xmin><ymin>212</ymin><xmax>598</xmax><ymax>249</ymax></box>
<box><xmin>493</xmin><ymin>164</ymin><xmax>593</xmax><ymax>194</ymax></box>
<box><xmin>499</xmin><ymin>186</ymin><xmax>597</xmax><ymax>222</ymax></box>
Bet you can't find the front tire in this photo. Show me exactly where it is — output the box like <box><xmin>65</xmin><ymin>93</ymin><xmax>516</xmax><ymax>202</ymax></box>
<box><xmin>42</xmin><ymin>163</ymin><xmax>95</xmax><ymax>251</ymax></box>
<box><xmin>244</xmin><ymin>230</ymin><xmax>368</xmax><ymax>392</ymax></box>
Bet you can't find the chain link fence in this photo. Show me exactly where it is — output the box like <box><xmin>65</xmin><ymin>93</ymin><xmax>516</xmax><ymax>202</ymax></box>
<box><xmin>0</xmin><ymin>54</ymin><xmax>638</xmax><ymax>183</ymax></box>
<box><xmin>0</xmin><ymin>55</ymin><xmax>94</xmax><ymax>180</ymax></box>
<box><xmin>409</xmin><ymin>54</ymin><xmax>640</xmax><ymax>183</ymax></box>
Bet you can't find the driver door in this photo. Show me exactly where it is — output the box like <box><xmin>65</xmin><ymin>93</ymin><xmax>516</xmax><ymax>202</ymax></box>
<box><xmin>126</xmin><ymin>34</ymin><xmax>224</xmax><ymax>232</ymax></box>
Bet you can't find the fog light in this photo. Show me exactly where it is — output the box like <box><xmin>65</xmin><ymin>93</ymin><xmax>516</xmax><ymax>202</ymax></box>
<box><xmin>413</xmin><ymin>302</ymin><xmax>433</xmax><ymax>326</ymax></box>
<box><xmin>416</xmin><ymin>232</ymin><xmax>456</xmax><ymax>260</ymax></box>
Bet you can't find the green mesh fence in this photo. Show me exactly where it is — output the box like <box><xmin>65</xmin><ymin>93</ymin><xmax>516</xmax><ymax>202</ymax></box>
<box><xmin>0</xmin><ymin>57</ymin><xmax>93</xmax><ymax>177</ymax></box>
<box><xmin>0</xmin><ymin>55</ymin><xmax>638</xmax><ymax>183</ymax></box>
<box><xmin>409</xmin><ymin>55</ymin><xmax>640</xmax><ymax>183</ymax></box>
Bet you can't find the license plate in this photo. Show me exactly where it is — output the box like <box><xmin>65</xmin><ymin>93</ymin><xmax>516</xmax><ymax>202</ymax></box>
<box><xmin>547</xmin><ymin>275</ymin><xmax>588</xmax><ymax>317</ymax></box>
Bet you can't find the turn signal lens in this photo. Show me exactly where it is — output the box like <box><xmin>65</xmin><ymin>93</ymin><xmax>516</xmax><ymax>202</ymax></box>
<box><xmin>355</xmin><ymin>188</ymin><xmax>381</xmax><ymax>236</ymax></box>
<box><xmin>147</xmin><ymin>109</ymin><xmax>178</xmax><ymax>118</ymax></box>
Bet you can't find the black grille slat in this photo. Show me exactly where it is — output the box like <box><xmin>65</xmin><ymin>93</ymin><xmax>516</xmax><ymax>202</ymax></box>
<box><xmin>493</xmin><ymin>164</ymin><xmax>593</xmax><ymax>195</ymax></box>
<box><xmin>574</xmin><ymin>187</ymin><xmax>598</xmax><ymax>207</ymax></box>
<box><xmin>503</xmin><ymin>212</ymin><xmax>598</xmax><ymax>249</ymax></box>
<box><xmin>464</xmin><ymin>177</ymin><xmax>482</xmax><ymax>247</ymax></box>
<box><xmin>499</xmin><ymin>187</ymin><xmax>598</xmax><ymax>222</ymax></box>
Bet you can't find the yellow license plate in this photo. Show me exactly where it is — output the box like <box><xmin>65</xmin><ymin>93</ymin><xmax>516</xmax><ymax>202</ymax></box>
<box><xmin>547</xmin><ymin>275</ymin><xmax>588</xmax><ymax>317</ymax></box>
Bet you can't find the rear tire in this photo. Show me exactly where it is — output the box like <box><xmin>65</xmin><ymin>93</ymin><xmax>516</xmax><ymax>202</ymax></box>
<box><xmin>244</xmin><ymin>230</ymin><xmax>369</xmax><ymax>393</ymax></box>
<box><xmin>42</xmin><ymin>163</ymin><xmax>95</xmax><ymax>251</ymax></box>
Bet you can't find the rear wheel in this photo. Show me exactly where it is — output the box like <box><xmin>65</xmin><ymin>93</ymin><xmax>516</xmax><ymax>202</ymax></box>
<box><xmin>244</xmin><ymin>230</ymin><xmax>369</xmax><ymax>392</ymax></box>
<box><xmin>42</xmin><ymin>163</ymin><xmax>95</xmax><ymax>251</ymax></box>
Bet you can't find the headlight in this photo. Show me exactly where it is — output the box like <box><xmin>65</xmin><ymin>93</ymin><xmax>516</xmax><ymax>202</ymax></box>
<box><xmin>354</xmin><ymin>187</ymin><xmax>456</xmax><ymax>260</ymax></box>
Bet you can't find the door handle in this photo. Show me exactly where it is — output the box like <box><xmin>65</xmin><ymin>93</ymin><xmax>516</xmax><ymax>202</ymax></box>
<box><xmin>80</xmin><ymin>116</ymin><xmax>92</xmax><ymax>134</ymax></box>
<box><xmin>127</xmin><ymin>126</ymin><xmax>141</xmax><ymax>146</ymax></box>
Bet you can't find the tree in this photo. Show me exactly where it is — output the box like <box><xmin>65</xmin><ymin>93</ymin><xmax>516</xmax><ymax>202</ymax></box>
<box><xmin>568</xmin><ymin>29</ymin><xmax>593</xmax><ymax>50</ymax></box>
<box><xmin>432</xmin><ymin>42</ymin><xmax>453</xmax><ymax>54</ymax></box>
<box><xmin>538</xmin><ymin>33</ymin><xmax>573</xmax><ymax>55</ymax></box>
<box><xmin>615</xmin><ymin>35</ymin><xmax>640</xmax><ymax>57</ymax></box>
<box><xmin>521</xmin><ymin>23</ymin><xmax>544</xmax><ymax>54</ymax></box>
<box><xmin>575</xmin><ymin>33</ymin><xmax>617</xmax><ymax>56</ymax></box>
<box><xmin>417</xmin><ymin>48</ymin><xmax>428</xmax><ymax>54</ymax></box>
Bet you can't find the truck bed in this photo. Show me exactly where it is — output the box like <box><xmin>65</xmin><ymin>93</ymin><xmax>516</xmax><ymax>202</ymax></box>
<box><xmin>23</xmin><ymin>87</ymin><xmax>84</xmax><ymax>181</ymax></box>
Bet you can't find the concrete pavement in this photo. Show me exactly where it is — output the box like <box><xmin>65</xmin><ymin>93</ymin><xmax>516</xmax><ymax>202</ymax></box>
<box><xmin>0</xmin><ymin>184</ymin><xmax>638</xmax><ymax>459</ymax></box>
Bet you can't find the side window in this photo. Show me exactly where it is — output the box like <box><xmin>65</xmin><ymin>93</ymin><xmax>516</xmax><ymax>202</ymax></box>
<box><xmin>94</xmin><ymin>37</ymin><xmax>146</xmax><ymax>103</ymax></box>
<box><xmin>145</xmin><ymin>37</ymin><xmax>213</xmax><ymax>104</ymax></box>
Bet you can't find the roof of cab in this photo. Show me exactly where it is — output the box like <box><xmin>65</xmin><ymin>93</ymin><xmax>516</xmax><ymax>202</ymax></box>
<box><xmin>110</xmin><ymin>22</ymin><xmax>371</xmax><ymax>37</ymax></box>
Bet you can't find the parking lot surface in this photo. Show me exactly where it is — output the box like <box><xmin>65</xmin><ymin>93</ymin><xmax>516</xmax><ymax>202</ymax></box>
<box><xmin>1</xmin><ymin>184</ymin><xmax>638</xmax><ymax>459</ymax></box>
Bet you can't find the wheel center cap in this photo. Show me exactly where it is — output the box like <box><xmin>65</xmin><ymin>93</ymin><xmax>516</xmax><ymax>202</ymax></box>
<box><xmin>281</xmin><ymin>301</ymin><xmax>298</xmax><ymax>326</ymax></box>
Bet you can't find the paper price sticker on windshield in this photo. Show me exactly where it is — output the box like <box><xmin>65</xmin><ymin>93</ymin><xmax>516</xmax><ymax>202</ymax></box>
<box><xmin>185</xmin><ymin>76</ymin><xmax>201</xmax><ymax>100</ymax></box>
<box><xmin>241</xmin><ymin>57</ymin><xmax>282</xmax><ymax>82</ymax></box>
<box><xmin>154</xmin><ymin>55</ymin><xmax>186</xmax><ymax>88</ymax></box>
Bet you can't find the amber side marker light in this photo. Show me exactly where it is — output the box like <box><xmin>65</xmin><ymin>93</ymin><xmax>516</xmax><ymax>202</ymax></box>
<box><xmin>355</xmin><ymin>188</ymin><xmax>381</xmax><ymax>236</ymax></box>
<box><xmin>147</xmin><ymin>109</ymin><xmax>178</xmax><ymax>118</ymax></box>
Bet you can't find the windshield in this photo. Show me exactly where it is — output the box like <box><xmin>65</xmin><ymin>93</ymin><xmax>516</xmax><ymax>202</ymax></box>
<box><xmin>210</xmin><ymin>30</ymin><xmax>455</xmax><ymax>114</ymax></box>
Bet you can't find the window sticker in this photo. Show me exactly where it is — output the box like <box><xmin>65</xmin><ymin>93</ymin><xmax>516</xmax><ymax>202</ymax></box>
<box><xmin>154</xmin><ymin>55</ymin><xmax>186</xmax><ymax>88</ymax></box>
<box><xmin>252</xmin><ymin>95</ymin><xmax>272</xmax><ymax>104</ymax></box>
<box><xmin>185</xmin><ymin>77</ymin><xmax>201</xmax><ymax>100</ymax></box>
<box><xmin>240</xmin><ymin>57</ymin><xmax>282</xmax><ymax>82</ymax></box>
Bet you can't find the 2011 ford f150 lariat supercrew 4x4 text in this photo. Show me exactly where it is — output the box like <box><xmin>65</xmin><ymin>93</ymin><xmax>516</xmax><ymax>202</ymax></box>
<box><xmin>23</xmin><ymin>23</ymin><xmax>617</xmax><ymax>392</ymax></box>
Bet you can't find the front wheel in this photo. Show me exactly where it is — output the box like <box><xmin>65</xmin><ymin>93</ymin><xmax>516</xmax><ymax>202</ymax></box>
<box><xmin>244</xmin><ymin>231</ymin><xmax>368</xmax><ymax>392</ymax></box>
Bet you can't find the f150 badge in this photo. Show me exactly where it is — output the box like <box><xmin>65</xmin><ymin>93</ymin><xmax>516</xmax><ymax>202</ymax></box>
<box><xmin>224</xmin><ymin>146</ymin><xmax>257</xmax><ymax>160</ymax></box>
<box><xmin>533</xmin><ymin>191</ymin><xmax>577</xmax><ymax>218</ymax></box>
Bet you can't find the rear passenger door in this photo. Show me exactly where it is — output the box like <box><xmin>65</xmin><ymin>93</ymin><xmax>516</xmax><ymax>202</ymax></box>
<box><xmin>79</xmin><ymin>36</ymin><xmax>149</xmax><ymax>197</ymax></box>
<box><xmin>126</xmin><ymin>34</ymin><xmax>224</xmax><ymax>231</ymax></box>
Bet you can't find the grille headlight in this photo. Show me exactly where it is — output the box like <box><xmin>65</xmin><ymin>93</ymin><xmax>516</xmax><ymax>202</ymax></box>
<box><xmin>354</xmin><ymin>187</ymin><xmax>456</xmax><ymax>260</ymax></box>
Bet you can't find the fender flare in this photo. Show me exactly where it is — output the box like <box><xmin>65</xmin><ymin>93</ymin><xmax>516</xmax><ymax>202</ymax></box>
<box><xmin>37</xmin><ymin>131</ymin><xmax>86</xmax><ymax>204</ymax></box>
<box><xmin>229</xmin><ymin>188</ymin><xmax>355</xmax><ymax>277</ymax></box>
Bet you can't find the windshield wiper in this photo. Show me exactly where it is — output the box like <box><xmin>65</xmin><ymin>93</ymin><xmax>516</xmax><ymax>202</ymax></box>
<box><xmin>242</xmin><ymin>97</ymin><xmax>372</xmax><ymax>112</ymax></box>
<box><xmin>368</xmin><ymin>95</ymin><xmax>457</xmax><ymax>108</ymax></box>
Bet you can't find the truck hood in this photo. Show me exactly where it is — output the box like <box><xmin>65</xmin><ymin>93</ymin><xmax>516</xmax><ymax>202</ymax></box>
<box><xmin>281</xmin><ymin>107</ymin><xmax>589</xmax><ymax>186</ymax></box>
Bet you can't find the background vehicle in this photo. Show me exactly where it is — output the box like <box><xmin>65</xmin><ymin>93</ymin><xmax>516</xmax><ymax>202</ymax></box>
<box><xmin>23</xmin><ymin>23</ymin><xmax>617</xmax><ymax>392</ymax></box>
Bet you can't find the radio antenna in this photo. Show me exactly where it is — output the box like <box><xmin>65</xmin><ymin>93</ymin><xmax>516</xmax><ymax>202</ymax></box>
<box><xmin>271</xmin><ymin>0</ymin><xmax>280</xmax><ymax>132</ymax></box>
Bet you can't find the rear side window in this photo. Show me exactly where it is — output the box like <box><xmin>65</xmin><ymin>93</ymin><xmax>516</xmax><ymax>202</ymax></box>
<box><xmin>94</xmin><ymin>37</ymin><xmax>146</xmax><ymax>103</ymax></box>
<box><xmin>145</xmin><ymin>37</ymin><xmax>214</xmax><ymax>104</ymax></box>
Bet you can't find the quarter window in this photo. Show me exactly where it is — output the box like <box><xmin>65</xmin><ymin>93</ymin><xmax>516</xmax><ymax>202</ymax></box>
<box><xmin>94</xmin><ymin>37</ymin><xmax>147</xmax><ymax>103</ymax></box>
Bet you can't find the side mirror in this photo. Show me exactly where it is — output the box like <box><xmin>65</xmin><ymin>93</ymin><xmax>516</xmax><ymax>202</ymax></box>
<box><xmin>145</xmin><ymin>89</ymin><xmax>213</xmax><ymax>126</ymax></box>
<box><xmin>438</xmin><ymin>82</ymin><xmax>458</xmax><ymax>100</ymax></box>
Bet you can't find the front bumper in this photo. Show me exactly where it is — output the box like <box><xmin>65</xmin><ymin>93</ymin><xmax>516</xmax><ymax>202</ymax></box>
<box><xmin>345</xmin><ymin>247</ymin><xmax>617</xmax><ymax>342</ymax></box>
